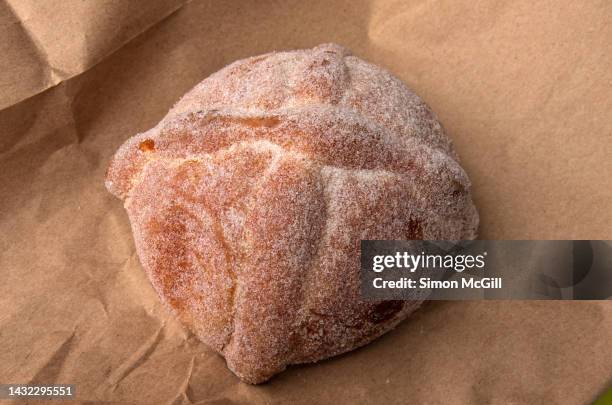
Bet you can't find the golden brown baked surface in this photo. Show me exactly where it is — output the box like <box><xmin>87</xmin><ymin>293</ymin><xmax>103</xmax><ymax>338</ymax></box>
<box><xmin>105</xmin><ymin>43</ymin><xmax>478</xmax><ymax>383</ymax></box>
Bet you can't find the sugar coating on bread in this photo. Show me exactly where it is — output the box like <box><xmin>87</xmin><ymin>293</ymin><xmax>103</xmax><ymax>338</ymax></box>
<box><xmin>105</xmin><ymin>43</ymin><xmax>479</xmax><ymax>383</ymax></box>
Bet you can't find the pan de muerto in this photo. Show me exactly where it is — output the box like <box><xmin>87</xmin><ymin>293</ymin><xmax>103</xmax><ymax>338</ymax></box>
<box><xmin>105</xmin><ymin>43</ymin><xmax>479</xmax><ymax>383</ymax></box>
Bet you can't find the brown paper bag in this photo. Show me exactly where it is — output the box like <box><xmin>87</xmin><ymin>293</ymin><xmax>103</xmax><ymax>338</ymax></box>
<box><xmin>1</xmin><ymin>1</ymin><xmax>610</xmax><ymax>403</ymax></box>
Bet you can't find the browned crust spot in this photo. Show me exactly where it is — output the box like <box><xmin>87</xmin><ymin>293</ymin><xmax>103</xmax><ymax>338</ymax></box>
<box><xmin>138</xmin><ymin>139</ymin><xmax>155</xmax><ymax>152</ymax></box>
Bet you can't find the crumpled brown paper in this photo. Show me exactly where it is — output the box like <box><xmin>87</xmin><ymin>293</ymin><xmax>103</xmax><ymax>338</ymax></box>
<box><xmin>1</xmin><ymin>0</ymin><xmax>610</xmax><ymax>403</ymax></box>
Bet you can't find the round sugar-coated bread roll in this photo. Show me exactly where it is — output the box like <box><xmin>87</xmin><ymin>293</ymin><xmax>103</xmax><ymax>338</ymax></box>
<box><xmin>105</xmin><ymin>43</ymin><xmax>479</xmax><ymax>384</ymax></box>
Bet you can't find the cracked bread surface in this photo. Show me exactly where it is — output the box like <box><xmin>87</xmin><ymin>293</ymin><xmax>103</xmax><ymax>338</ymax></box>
<box><xmin>105</xmin><ymin>43</ymin><xmax>479</xmax><ymax>384</ymax></box>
